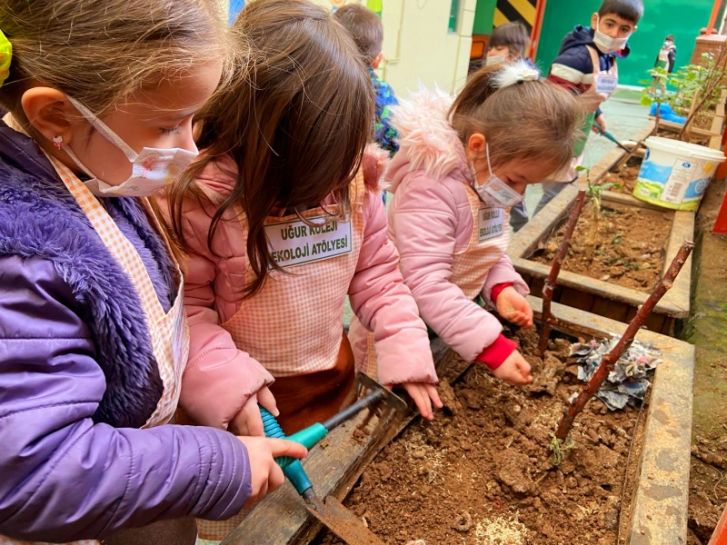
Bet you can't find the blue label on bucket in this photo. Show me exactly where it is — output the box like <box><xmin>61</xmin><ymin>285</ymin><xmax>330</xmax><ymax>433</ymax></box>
<box><xmin>639</xmin><ymin>159</ymin><xmax>672</xmax><ymax>183</ymax></box>
<box><xmin>685</xmin><ymin>177</ymin><xmax>710</xmax><ymax>199</ymax></box>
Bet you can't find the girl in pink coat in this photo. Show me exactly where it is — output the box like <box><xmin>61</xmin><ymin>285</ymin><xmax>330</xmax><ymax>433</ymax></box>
<box><xmin>351</xmin><ymin>61</ymin><xmax>581</xmax><ymax>385</ymax></box>
<box><xmin>166</xmin><ymin>0</ymin><xmax>442</xmax><ymax>438</ymax></box>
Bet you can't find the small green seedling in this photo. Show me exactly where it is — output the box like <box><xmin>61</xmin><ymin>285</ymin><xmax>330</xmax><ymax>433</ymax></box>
<box><xmin>549</xmin><ymin>433</ymin><xmax>575</xmax><ymax>466</ymax></box>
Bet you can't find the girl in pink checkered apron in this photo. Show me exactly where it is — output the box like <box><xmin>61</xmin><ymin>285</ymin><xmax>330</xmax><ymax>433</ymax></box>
<box><xmin>0</xmin><ymin>1</ymin><xmax>305</xmax><ymax>544</ymax></box>
<box><xmin>167</xmin><ymin>0</ymin><xmax>442</xmax><ymax>442</ymax></box>
<box><xmin>349</xmin><ymin>62</ymin><xmax>582</xmax><ymax>386</ymax></box>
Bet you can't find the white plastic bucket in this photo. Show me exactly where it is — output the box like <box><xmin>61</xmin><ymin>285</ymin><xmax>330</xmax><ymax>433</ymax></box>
<box><xmin>633</xmin><ymin>136</ymin><xmax>726</xmax><ymax>211</ymax></box>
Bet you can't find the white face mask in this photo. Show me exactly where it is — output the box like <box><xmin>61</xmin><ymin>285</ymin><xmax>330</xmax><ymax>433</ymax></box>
<box><xmin>593</xmin><ymin>16</ymin><xmax>630</xmax><ymax>54</ymax></box>
<box><xmin>486</xmin><ymin>54</ymin><xmax>509</xmax><ymax>66</ymax></box>
<box><xmin>63</xmin><ymin>96</ymin><xmax>198</xmax><ymax>198</ymax></box>
<box><xmin>471</xmin><ymin>144</ymin><xmax>523</xmax><ymax>208</ymax></box>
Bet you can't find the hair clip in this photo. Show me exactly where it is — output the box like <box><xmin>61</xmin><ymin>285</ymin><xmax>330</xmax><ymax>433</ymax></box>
<box><xmin>0</xmin><ymin>29</ymin><xmax>12</xmax><ymax>88</ymax></box>
<box><xmin>491</xmin><ymin>59</ymin><xmax>540</xmax><ymax>89</ymax></box>
<box><xmin>52</xmin><ymin>136</ymin><xmax>63</xmax><ymax>150</ymax></box>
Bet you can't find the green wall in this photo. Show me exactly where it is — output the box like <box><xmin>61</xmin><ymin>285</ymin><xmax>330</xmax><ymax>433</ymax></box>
<box><xmin>473</xmin><ymin>0</ymin><xmax>498</xmax><ymax>35</ymax></box>
<box><xmin>534</xmin><ymin>0</ymin><xmax>715</xmax><ymax>86</ymax></box>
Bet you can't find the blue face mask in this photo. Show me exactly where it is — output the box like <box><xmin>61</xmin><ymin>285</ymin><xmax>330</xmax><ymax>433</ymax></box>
<box><xmin>470</xmin><ymin>144</ymin><xmax>523</xmax><ymax>209</ymax></box>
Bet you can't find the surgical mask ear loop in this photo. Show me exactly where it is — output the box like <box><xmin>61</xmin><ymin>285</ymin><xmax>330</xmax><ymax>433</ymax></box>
<box><xmin>65</xmin><ymin>95</ymin><xmax>139</xmax><ymax>162</ymax></box>
<box><xmin>485</xmin><ymin>143</ymin><xmax>496</xmax><ymax>180</ymax></box>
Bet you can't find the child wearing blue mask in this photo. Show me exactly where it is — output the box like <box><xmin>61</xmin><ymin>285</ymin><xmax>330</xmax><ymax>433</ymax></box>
<box><xmin>530</xmin><ymin>0</ymin><xmax>643</xmax><ymax>219</ymax></box>
<box><xmin>0</xmin><ymin>1</ymin><xmax>305</xmax><ymax>544</ymax></box>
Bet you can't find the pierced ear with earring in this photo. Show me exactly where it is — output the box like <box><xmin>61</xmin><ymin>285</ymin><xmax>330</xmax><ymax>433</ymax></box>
<box><xmin>52</xmin><ymin>135</ymin><xmax>63</xmax><ymax>150</ymax></box>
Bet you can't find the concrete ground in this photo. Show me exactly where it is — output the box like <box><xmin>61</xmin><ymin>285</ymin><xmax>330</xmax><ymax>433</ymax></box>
<box><xmin>683</xmin><ymin>181</ymin><xmax>727</xmax><ymax>544</ymax></box>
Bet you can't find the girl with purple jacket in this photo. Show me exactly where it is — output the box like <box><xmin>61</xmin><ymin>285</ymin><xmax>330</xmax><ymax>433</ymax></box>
<box><xmin>0</xmin><ymin>1</ymin><xmax>304</xmax><ymax>544</ymax></box>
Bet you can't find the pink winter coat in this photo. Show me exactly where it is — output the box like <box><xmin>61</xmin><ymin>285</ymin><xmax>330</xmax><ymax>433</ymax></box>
<box><xmin>385</xmin><ymin>89</ymin><xmax>529</xmax><ymax>362</ymax></box>
<box><xmin>175</xmin><ymin>154</ymin><xmax>437</xmax><ymax>429</ymax></box>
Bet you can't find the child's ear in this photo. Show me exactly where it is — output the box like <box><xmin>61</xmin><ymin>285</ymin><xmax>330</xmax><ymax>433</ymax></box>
<box><xmin>20</xmin><ymin>87</ymin><xmax>76</xmax><ymax>145</ymax></box>
<box><xmin>371</xmin><ymin>52</ymin><xmax>384</xmax><ymax>70</ymax></box>
<box><xmin>590</xmin><ymin>12</ymin><xmax>599</xmax><ymax>30</ymax></box>
<box><xmin>467</xmin><ymin>133</ymin><xmax>486</xmax><ymax>155</ymax></box>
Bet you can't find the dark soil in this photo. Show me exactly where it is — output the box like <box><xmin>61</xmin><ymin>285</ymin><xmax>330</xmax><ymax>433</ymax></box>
<box><xmin>317</xmin><ymin>329</ymin><xmax>646</xmax><ymax>545</ymax></box>
<box><xmin>530</xmin><ymin>200</ymin><xmax>673</xmax><ymax>291</ymax></box>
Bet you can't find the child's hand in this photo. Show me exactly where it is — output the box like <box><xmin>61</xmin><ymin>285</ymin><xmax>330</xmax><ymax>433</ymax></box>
<box><xmin>496</xmin><ymin>287</ymin><xmax>534</xmax><ymax>328</ymax></box>
<box><xmin>492</xmin><ymin>350</ymin><xmax>532</xmax><ymax>385</ymax></box>
<box><xmin>579</xmin><ymin>85</ymin><xmax>607</xmax><ymax>112</ymax></box>
<box><xmin>237</xmin><ymin>436</ymin><xmax>307</xmax><ymax>508</ymax></box>
<box><xmin>592</xmin><ymin>114</ymin><xmax>607</xmax><ymax>134</ymax></box>
<box><xmin>401</xmin><ymin>382</ymin><xmax>443</xmax><ymax>420</ymax></box>
<box><xmin>230</xmin><ymin>386</ymin><xmax>279</xmax><ymax>436</ymax></box>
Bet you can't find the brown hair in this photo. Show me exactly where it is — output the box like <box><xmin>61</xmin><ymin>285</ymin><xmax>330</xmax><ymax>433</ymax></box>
<box><xmin>333</xmin><ymin>4</ymin><xmax>384</xmax><ymax>65</ymax></box>
<box><xmin>487</xmin><ymin>22</ymin><xmax>530</xmax><ymax>60</ymax></box>
<box><xmin>0</xmin><ymin>0</ymin><xmax>230</xmax><ymax>120</ymax></box>
<box><xmin>169</xmin><ymin>0</ymin><xmax>373</xmax><ymax>298</ymax></box>
<box><xmin>451</xmin><ymin>64</ymin><xmax>581</xmax><ymax>172</ymax></box>
<box><xmin>598</xmin><ymin>0</ymin><xmax>643</xmax><ymax>24</ymax></box>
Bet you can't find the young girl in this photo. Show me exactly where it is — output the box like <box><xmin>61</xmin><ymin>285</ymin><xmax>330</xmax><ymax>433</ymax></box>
<box><xmin>479</xmin><ymin>22</ymin><xmax>536</xmax><ymax>231</ymax></box>
<box><xmin>484</xmin><ymin>21</ymin><xmax>530</xmax><ymax>66</ymax></box>
<box><xmin>350</xmin><ymin>62</ymin><xmax>580</xmax><ymax>386</ymax></box>
<box><xmin>0</xmin><ymin>2</ymin><xmax>304</xmax><ymax>544</ymax></box>
<box><xmin>168</xmin><ymin>0</ymin><xmax>441</xmax><ymax>441</ymax></box>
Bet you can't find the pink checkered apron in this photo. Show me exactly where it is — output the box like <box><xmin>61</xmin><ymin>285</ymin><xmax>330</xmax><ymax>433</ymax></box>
<box><xmin>354</xmin><ymin>182</ymin><xmax>511</xmax><ymax>377</ymax></box>
<box><xmin>450</xmin><ymin>183</ymin><xmax>511</xmax><ymax>299</ymax></box>
<box><xmin>197</xmin><ymin>173</ymin><xmax>365</xmax><ymax>540</ymax></box>
<box><xmin>0</xmin><ymin>157</ymin><xmax>190</xmax><ymax>545</ymax></box>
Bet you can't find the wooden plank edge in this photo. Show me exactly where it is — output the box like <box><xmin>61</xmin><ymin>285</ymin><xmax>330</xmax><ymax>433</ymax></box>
<box><xmin>660</xmin><ymin>210</ymin><xmax>695</xmax><ymax>315</ymax></box>
<box><xmin>626</xmin><ymin>338</ymin><xmax>694</xmax><ymax>545</ymax></box>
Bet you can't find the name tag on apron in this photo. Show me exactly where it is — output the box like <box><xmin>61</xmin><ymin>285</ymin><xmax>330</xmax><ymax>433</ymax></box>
<box><xmin>478</xmin><ymin>208</ymin><xmax>504</xmax><ymax>242</ymax></box>
<box><xmin>595</xmin><ymin>73</ymin><xmax>618</xmax><ymax>95</ymax></box>
<box><xmin>266</xmin><ymin>216</ymin><xmax>353</xmax><ymax>267</ymax></box>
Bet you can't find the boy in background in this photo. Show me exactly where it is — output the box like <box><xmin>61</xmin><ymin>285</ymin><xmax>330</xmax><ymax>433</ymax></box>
<box><xmin>335</xmin><ymin>4</ymin><xmax>400</xmax><ymax>155</ymax></box>
<box><xmin>532</xmin><ymin>0</ymin><xmax>644</xmax><ymax>217</ymax></box>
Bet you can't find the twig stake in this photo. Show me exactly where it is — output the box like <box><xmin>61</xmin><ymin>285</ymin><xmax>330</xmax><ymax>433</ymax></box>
<box><xmin>555</xmin><ymin>241</ymin><xmax>694</xmax><ymax>440</ymax></box>
<box><xmin>538</xmin><ymin>188</ymin><xmax>588</xmax><ymax>355</ymax></box>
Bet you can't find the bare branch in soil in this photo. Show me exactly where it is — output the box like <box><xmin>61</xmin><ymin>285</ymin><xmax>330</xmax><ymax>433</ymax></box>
<box><xmin>538</xmin><ymin>189</ymin><xmax>588</xmax><ymax>355</ymax></box>
<box><xmin>555</xmin><ymin>241</ymin><xmax>694</xmax><ymax>441</ymax></box>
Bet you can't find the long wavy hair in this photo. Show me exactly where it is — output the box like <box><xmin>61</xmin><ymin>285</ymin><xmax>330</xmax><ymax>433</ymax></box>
<box><xmin>169</xmin><ymin>0</ymin><xmax>373</xmax><ymax>298</ymax></box>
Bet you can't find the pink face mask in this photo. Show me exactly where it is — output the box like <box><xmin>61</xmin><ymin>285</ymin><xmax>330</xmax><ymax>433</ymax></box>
<box><xmin>62</xmin><ymin>96</ymin><xmax>198</xmax><ymax>198</ymax></box>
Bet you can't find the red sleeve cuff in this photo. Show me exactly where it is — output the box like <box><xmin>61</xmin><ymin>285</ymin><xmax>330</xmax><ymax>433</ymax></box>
<box><xmin>490</xmin><ymin>282</ymin><xmax>514</xmax><ymax>304</ymax></box>
<box><xmin>475</xmin><ymin>334</ymin><xmax>517</xmax><ymax>370</ymax></box>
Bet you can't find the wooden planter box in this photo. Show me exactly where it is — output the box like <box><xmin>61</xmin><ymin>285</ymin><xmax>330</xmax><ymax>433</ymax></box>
<box><xmin>509</xmin><ymin>127</ymin><xmax>694</xmax><ymax>336</ymax></box>
<box><xmin>218</xmin><ymin>300</ymin><xmax>694</xmax><ymax>545</ymax></box>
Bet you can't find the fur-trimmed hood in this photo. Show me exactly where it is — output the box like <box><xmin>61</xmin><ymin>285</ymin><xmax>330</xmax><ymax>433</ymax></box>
<box><xmin>384</xmin><ymin>88</ymin><xmax>470</xmax><ymax>192</ymax></box>
<box><xmin>0</xmin><ymin>122</ymin><xmax>170</xmax><ymax>427</ymax></box>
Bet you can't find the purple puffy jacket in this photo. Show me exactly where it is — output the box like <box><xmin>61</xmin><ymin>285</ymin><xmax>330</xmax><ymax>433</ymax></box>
<box><xmin>0</xmin><ymin>123</ymin><xmax>251</xmax><ymax>542</ymax></box>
